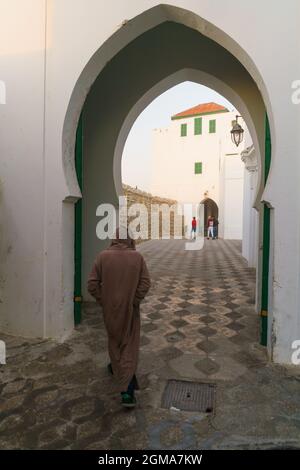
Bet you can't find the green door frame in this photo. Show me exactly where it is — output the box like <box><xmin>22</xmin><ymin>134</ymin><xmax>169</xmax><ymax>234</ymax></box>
<box><xmin>74</xmin><ymin>114</ymin><xmax>83</xmax><ymax>324</ymax></box>
<box><xmin>260</xmin><ymin>114</ymin><xmax>271</xmax><ymax>345</ymax></box>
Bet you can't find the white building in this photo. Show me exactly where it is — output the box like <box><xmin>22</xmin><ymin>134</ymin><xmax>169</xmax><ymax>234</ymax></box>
<box><xmin>150</xmin><ymin>102</ymin><xmax>247</xmax><ymax>239</ymax></box>
<box><xmin>0</xmin><ymin>1</ymin><xmax>299</xmax><ymax>365</ymax></box>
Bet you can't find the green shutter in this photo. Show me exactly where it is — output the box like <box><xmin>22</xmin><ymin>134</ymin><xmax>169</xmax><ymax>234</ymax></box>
<box><xmin>209</xmin><ymin>119</ymin><xmax>216</xmax><ymax>133</ymax></box>
<box><xmin>194</xmin><ymin>117</ymin><xmax>202</xmax><ymax>135</ymax></box>
<box><xmin>180</xmin><ymin>123</ymin><xmax>187</xmax><ymax>137</ymax></box>
<box><xmin>194</xmin><ymin>162</ymin><xmax>202</xmax><ymax>174</ymax></box>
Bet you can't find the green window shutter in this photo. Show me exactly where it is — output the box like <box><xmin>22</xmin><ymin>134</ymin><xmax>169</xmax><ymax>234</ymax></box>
<box><xmin>209</xmin><ymin>119</ymin><xmax>216</xmax><ymax>133</ymax></box>
<box><xmin>194</xmin><ymin>117</ymin><xmax>202</xmax><ymax>135</ymax></box>
<box><xmin>180</xmin><ymin>123</ymin><xmax>187</xmax><ymax>137</ymax></box>
<box><xmin>194</xmin><ymin>162</ymin><xmax>202</xmax><ymax>174</ymax></box>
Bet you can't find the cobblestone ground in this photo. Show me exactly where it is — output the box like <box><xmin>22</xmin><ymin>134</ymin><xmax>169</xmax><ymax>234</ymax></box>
<box><xmin>1</xmin><ymin>239</ymin><xmax>300</xmax><ymax>450</ymax></box>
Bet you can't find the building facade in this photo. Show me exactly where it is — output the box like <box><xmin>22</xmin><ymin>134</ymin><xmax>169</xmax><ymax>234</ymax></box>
<box><xmin>151</xmin><ymin>102</ymin><xmax>246</xmax><ymax>239</ymax></box>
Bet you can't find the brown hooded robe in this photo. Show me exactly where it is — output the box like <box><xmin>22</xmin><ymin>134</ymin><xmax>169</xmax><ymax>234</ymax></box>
<box><xmin>87</xmin><ymin>236</ymin><xmax>151</xmax><ymax>392</ymax></box>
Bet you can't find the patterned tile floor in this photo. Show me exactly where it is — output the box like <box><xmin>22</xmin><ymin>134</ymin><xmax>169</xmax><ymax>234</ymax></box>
<box><xmin>1</xmin><ymin>239</ymin><xmax>300</xmax><ymax>449</ymax></box>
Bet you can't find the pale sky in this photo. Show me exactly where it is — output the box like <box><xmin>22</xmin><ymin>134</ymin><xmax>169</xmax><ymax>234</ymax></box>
<box><xmin>122</xmin><ymin>81</ymin><xmax>235</xmax><ymax>191</ymax></box>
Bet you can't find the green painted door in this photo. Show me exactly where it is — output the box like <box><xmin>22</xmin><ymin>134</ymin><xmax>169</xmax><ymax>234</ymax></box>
<box><xmin>260</xmin><ymin>114</ymin><xmax>271</xmax><ymax>345</ymax></box>
<box><xmin>74</xmin><ymin>114</ymin><xmax>83</xmax><ymax>324</ymax></box>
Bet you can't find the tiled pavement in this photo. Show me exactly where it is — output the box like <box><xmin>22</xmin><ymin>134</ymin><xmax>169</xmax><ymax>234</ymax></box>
<box><xmin>1</xmin><ymin>239</ymin><xmax>300</xmax><ymax>449</ymax></box>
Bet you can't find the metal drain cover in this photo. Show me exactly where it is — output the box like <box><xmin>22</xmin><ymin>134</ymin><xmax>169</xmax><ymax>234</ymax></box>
<box><xmin>162</xmin><ymin>380</ymin><xmax>216</xmax><ymax>412</ymax></box>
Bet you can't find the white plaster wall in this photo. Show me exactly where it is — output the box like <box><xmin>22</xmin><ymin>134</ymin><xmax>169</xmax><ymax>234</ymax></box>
<box><xmin>0</xmin><ymin>0</ymin><xmax>299</xmax><ymax>364</ymax></box>
<box><xmin>150</xmin><ymin>110</ymin><xmax>246</xmax><ymax>239</ymax></box>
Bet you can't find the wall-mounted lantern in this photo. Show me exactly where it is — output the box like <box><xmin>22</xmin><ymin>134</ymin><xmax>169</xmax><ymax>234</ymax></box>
<box><xmin>231</xmin><ymin>115</ymin><xmax>244</xmax><ymax>147</ymax></box>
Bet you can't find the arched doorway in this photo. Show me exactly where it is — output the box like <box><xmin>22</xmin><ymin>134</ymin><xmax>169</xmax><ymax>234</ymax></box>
<box><xmin>200</xmin><ymin>198</ymin><xmax>219</xmax><ymax>237</ymax></box>
<box><xmin>62</xmin><ymin>5</ymin><xmax>273</xmax><ymax>351</ymax></box>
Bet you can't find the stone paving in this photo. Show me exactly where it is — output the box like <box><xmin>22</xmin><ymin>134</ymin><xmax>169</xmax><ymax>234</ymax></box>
<box><xmin>1</xmin><ymin>239</ymin><xmax>300</xmax><ymax>450</ymax></box>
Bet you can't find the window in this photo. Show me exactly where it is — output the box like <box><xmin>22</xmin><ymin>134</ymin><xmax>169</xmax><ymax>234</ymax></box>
<box><xmin>209</xmin><ymin>119</ymin><xmax>216</xmax><ymax>133</ymax></box>
<box><xmin>194</xmin><ymin>117</ymin><xmax>202</xmax><ymax>135</ymax></box>
<box><xmin>180</xmin><ymin>123</ymin><xmax>187</xmax><ymax>137</ymax></box>
<box><xmin>194</xmin><ymin>162</ymin><xmax>202</xmax><ymax>174</ymax></box>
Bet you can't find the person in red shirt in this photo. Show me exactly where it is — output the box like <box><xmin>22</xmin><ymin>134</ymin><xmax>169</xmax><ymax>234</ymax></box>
<box><xmin>191</xmin><ymin>217</ymin><xmax>197</xmax><ymax>239</ymax></box>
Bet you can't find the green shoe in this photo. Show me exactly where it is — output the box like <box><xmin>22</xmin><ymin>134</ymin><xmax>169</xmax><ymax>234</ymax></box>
<box><xmin>121</xmin><ymin>392</ymin><xmax>136</xmax><ymax>408</ymax></box>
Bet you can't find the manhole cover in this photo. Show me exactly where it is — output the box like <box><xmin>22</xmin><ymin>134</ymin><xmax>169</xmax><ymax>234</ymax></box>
<box><xmin>162</xmin><ymin>380</ymin><xmax>216</xmax><ymax>413</ymax></box>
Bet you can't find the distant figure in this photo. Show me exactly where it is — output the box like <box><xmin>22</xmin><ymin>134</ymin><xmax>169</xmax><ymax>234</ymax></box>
<box><xmin>214</xmin><ymin>217</ymin><xmax>219</xmax><ymax>239</ymax></box>
<box><xmin>207</xmin><ymin>215</ymin><xmax>215</xmax><ymax>240</ymax></box>
<box><xmin>191</xmin><ymin>217</ymin><xmax>197</xmax><ymax>239</ymax></box>
<box><xmin>87</xmin><ymin>228</ymin><xmax>151</xmax><ymax>408</ymax></box>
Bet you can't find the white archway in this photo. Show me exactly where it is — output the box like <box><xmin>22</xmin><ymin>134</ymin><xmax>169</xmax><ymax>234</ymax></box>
<box><xmin>61</xmin><ymin>4</ymin><xmax>274</xmax><ymax>354</ymax></box>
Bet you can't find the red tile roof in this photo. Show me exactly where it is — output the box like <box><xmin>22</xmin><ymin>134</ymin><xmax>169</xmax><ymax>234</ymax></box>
<box><xmin>171</xmin><ymin>102</ymin><xmax>229</xmax><ymax>120</ymax></box>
